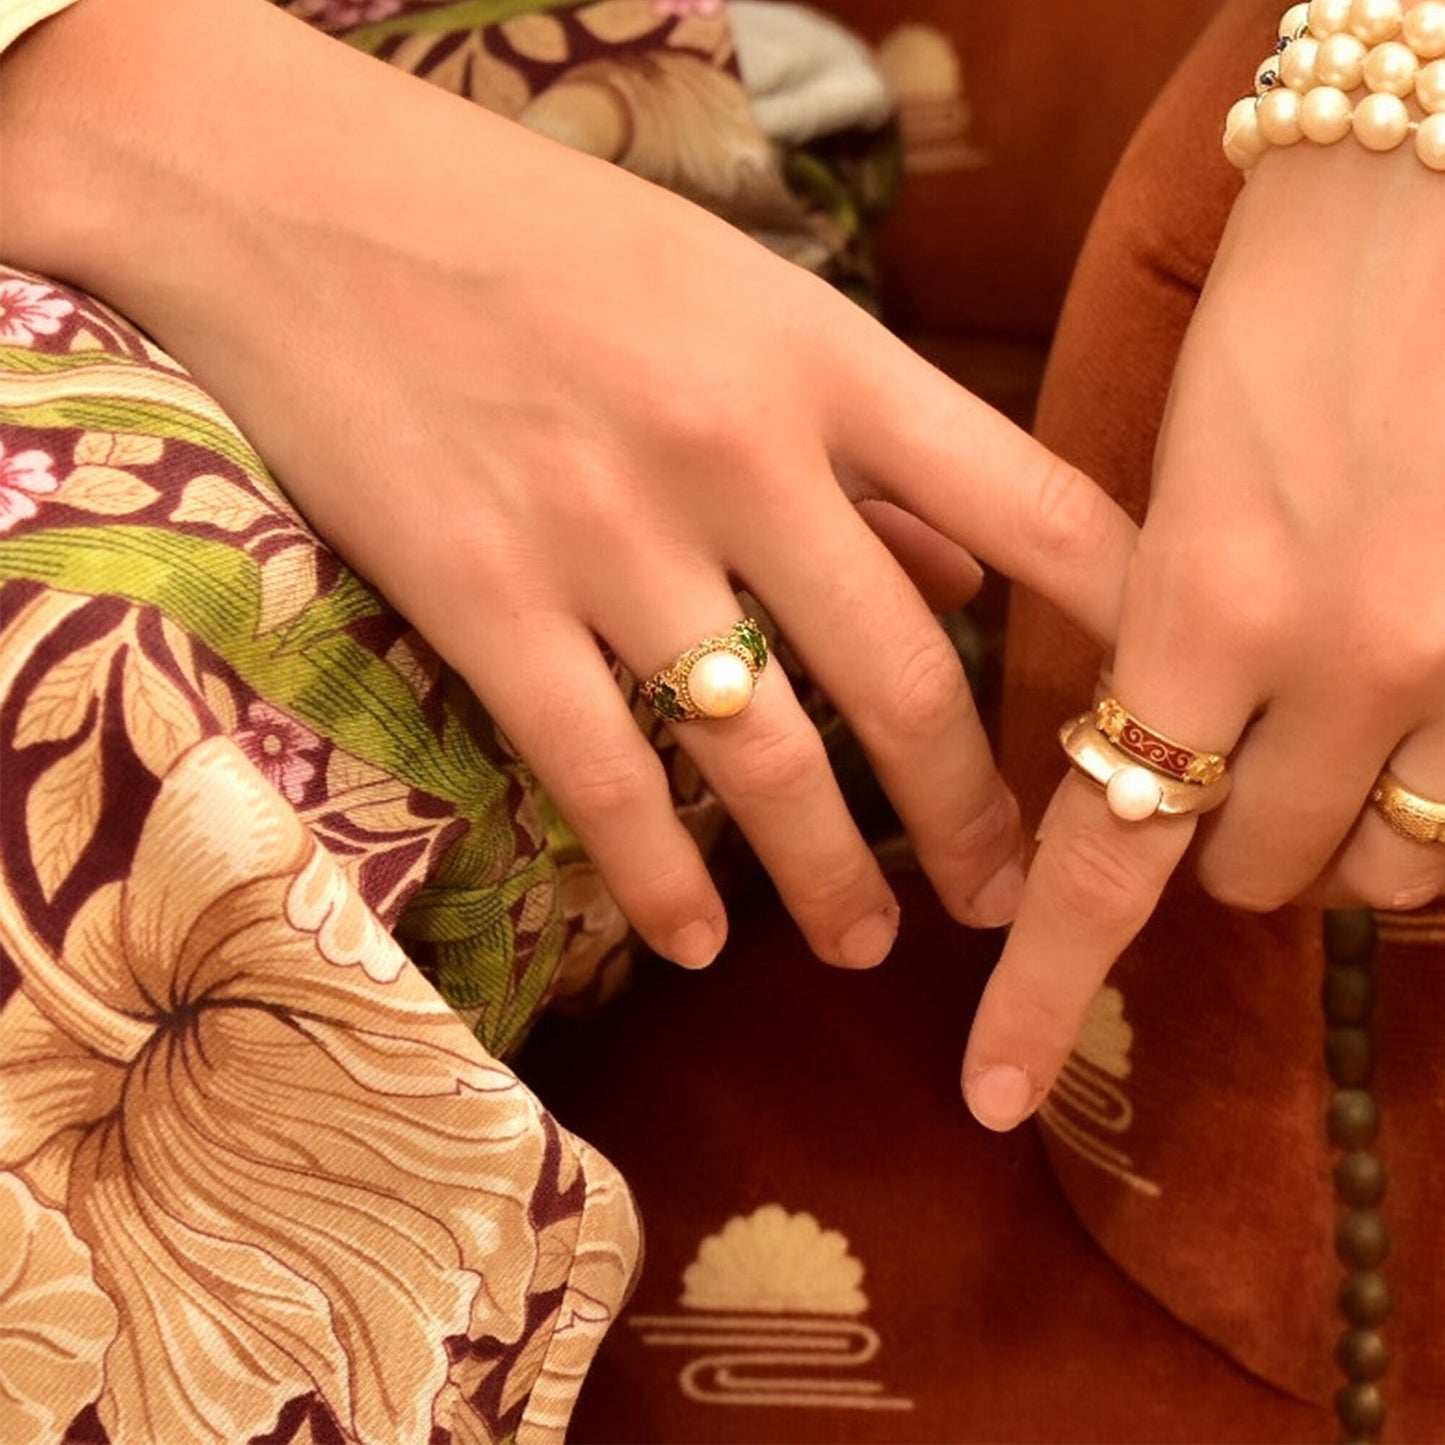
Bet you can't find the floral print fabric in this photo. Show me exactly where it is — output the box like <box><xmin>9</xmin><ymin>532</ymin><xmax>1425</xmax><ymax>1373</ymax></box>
<box><xmin>0</xmin><ymin>2</ymin><xmax>899</xmax><ymax>1436</ymax></box>
<box><xmin>0</xmin><ymin>268</ymin><xmax>641</xmax><ymax>1444</ymax></box>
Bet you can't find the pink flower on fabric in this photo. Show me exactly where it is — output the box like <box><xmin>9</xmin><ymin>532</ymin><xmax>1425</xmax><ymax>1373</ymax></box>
<box><xmin>293</xmin><ymin>0</ymin><xmax>403</xmax><ymax>28</ymax></box>
<box><xmin>652</xmin><ymin>0</ymin><xmax>724</xmax><ymax>14</ymax></box>
<box><xmin>0</xmin><ymin>278</ymin><xmax>73</xmax><ymax>345</ymax></box>
<box><xmin>0</xmin><ymin>441</ymin><xmax>58</xmax><ymax>534</ymax></box>
<box><xmin>234</xmin><ymin>701</ymin><xmax>322</xmax><ymax>802</ymax></box>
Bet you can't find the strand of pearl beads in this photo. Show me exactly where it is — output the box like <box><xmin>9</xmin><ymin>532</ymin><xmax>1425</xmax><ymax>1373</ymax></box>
<box><xmin>1225</xmin><ymin>0</ymin><xmax>1445</xmax><ymax>170</ymax></box>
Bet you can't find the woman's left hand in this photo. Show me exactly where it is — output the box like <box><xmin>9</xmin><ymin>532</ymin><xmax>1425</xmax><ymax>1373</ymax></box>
<box><xmin>961</xmin><ymin>140</ymin><xmax>1445</xmax><ymax>1132</ymax></box>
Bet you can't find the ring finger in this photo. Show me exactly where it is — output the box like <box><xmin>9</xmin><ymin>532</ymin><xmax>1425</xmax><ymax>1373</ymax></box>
<box><xmin>1307</xmin><ymin>723</ymin><xmax>1445</xmax><ymax>911</ymax></box>
<box><xmin>597</xmin><ymin>574</ymin><xmax>902</xmax><ymax>972</ymax></box>
<box><xmin>726</xmin><ymin>496</ymin><xmax>1026</xmax><ymax>929</ymax></box>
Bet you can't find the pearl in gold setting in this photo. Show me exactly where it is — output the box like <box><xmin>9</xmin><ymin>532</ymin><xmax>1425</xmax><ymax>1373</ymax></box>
<box><xmin>1300</xmin><ymin>84</ymin><xmax>1356</xmax><ymax>141</ymax></box>
<box><xmin>685</xmin><ymin>649</ymin><xmax>754</xmax><ymax>719</ymax></box>
<box><xmin>1404</xmin><ymin>0</ymin><xmax>1445</xmax><ymax>59</ymax></box>
<box><xmin>1106</xmin><ymin>766</ymin><xmax>1165</xmax><ymax>823</ymax></box>
<box><xmin>1353</xmin><ymin>89</ymin><xmax>1411</xmax><ymax>147</ymax></box>
<box><xmin>1362</xmin><ymin>39</ymin><xmax>1419</xmax><ymax>94</ymax></box>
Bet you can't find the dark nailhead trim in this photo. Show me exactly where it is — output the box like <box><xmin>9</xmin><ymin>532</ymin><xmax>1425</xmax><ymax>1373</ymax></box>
<box><xmin>1336</xmin><ymin>1327</ymin><xmax>1390</xmax><ymax>1382</ymax></box>
<box><xmin>1323</xmin><ymin>965</ymin><xmax>1375</xmax><ymax>1025</ymax></box>
<box><xmin>1334</xmin><ymin>1152</ymin><xmax>1388</xmax><ymax>1210</ymax></box>
<box><xmin>1334</xmin><ymin>1381</ymin><xmax>1385</xmax><ymax>1438</ymax></box>
<box><xmin>1325</xmin><ymin>1026</ymin><xmax>1375</xmax><ymax>1086</ymax></box>
<box><xmin>1328</xmin><ymin>1089</ymin><xmax>1380</xmax><ymax>1150</ymax></box>
<box><xmin>1324</xmin><ymin>912</ymin><xmax>1387</xmax><ymax>1445</ymax></box>
<box><xmin>1323</xmin><ymin>909</ymin><xmax>1377</xmax><ymax>966</ymax></box>
<box><xmin>1336</xmin><ymin>1209</ymin><xmax>1390</xmax><ymax>1270</ymax></box>
<box><xmin>1338</xmin><ymin>1271</ymin><xmax>1392</xmax><ymax>1329</ymax></box>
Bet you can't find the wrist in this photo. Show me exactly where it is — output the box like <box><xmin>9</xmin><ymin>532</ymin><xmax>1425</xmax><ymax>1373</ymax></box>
<box><xmin>0</xmin><ymin>0</ymin><xmax>564</xmax><ymax>351</ymax></box>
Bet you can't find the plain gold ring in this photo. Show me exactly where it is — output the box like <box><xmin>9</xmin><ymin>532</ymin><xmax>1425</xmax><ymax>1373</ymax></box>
<box><xmin>1369</xmin><ymin>770</ymin><xmax>1445</xmax><ymax>847</ymax></box>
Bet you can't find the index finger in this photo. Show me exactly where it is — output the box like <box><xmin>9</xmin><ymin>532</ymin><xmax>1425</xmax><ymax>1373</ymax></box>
<box><xmin>960</xmin><ymin>771</ymin><xmax>1195</xmax><ymax>1132</ymax></box>
<box><xmin>824</xmin><ymin>317</ymin><xmax>1138</xmax><ymax>645</ymax></box>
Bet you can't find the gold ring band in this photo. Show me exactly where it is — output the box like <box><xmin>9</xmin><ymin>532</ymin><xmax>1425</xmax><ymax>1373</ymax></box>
<box><xmin>1094</xmin><ymin>698</ymin><xmax>1229</xmax><ymax>785</ymax></box>
<box><xmin>1059</xmin><ymin>712</ymin><xmax>1233</xmax><ymax>821</ymax></box>
<box><xmin>640</xmin><ymin>618</ymin><xmax>769</xmax><ymax>722</ymax></box>
<box><xmin>1370</xmin><ymin>770</ymin><xmax>1445</xmax><ymax>847</ymax></box>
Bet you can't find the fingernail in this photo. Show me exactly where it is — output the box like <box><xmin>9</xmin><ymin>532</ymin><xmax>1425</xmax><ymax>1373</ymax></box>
<box><xmin>1391</xmin><ymin>884</ymin><xmax>1438</xmax><ymax>911</ymax></box>
<box><xmin>966</xmin><ymin>1065</ymin><xmax>1037</xmax><ymax>1132</ymax></box>
<box><xmin>970</xmin><ymin>860</ymin><xmax>1025</xmax><ymax>928</ymax></box>
<box><xmin>838</xmin><ymin>907</ymin><xmax>898</xmax><ymax>969</ymax></box>
<box><xmin>670</xmin><ymin>920</ymin><xmax>722</xmax><ymax>969</ymax></box>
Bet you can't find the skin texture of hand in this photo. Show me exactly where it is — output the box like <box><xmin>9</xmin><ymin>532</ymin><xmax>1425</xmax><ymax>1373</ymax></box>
<box><xmin>964</xmin><ymin>137</ymin><xmax>1445</xmax><ymax>1132</ymax></box>
<box><xmin>1</xmin><ymin>0</ymin><xmax>1137</xmax><ymax>973</ymax></box>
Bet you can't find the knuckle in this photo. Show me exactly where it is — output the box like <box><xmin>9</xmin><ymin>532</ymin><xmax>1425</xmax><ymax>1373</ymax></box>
<box><xmin>985</xmin><ymin>987</ymin><xmax>1081</xmax><ymax>1060</ymax></box>
<box><xmin>1207</xmin><ymin>570</ymin><xmax>1290</xmax><ymax>653</ymax></box>
<box><xmin>654</xmin><ymin>382</ymin><xmax>761</xmax><ymax>467</ymax></box>
<box><xmin>562</xmin><ymin>746</ymin><xmax>659</xmax><ymax>823</ymax></box>
<box><xmin>1045</xmin><ymin>828</ymin><xmax>1150</xmax><ymax>931</ymax></box>
<box><xmin>1156</xmin><ymin>539</ymin><xmax>1290</xmax><ymax>654</ymax></box>
<box><xmin>720</xmin><ymin>724</ymin><xmax>826</xmax><ymax>804</ymax></box>
<box><xmin>1349</xmin><ymin>605</ymin><xmax>1445</xmax><ymax>696</ymax></box>
<box><xmin>793</xmin><ymin>850</ymin><xmax>885</xmax><ymax>918</ymax></box>
<box><xmin>885</xmin><ymin>632</ymin><xmax>972</xmax><ymax>740</ymax></box>
<box><xmin>1025</xmin><ymin>455</ymin><xmax>1114</xmax><ymax>563</ymax></box>
<box><xmin>937</xmin><ymin>789</ymin><xmax>1020</xmax><ymax>869</ymax></box>
<box><xmin>635</xmin><ymin>862</ymin><xmax>720</xmax><ymax>929</ymax></box>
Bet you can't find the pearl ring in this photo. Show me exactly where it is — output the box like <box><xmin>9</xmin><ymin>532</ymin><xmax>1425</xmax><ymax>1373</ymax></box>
<box><xmin>641</xmin><ymin>618</ymin><xmax>769</xmax><ymax>722</ymax></box>
<box><xmin>1058</xmin><ymin>700</ymin><xmax>1233</xmax><ymax>822</ymax></box>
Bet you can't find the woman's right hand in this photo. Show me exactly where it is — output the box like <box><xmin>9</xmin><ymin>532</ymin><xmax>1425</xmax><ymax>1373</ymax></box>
<box><xmin>2</xmin><ymin>0</ymin><xmax>1137</xmax><ymax>969</ymax></box>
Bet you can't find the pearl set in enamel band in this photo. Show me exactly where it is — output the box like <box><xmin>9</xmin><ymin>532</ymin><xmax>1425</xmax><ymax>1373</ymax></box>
<box><xmin>641</xmin><ymin>618</ymin><xmax>769</xmax><ymax>722</ymax></box>
<box><xmin>1058</xmin><ymin>701</ymin><xmax>1233</xmax><ymax>822</ymax></box>
<box><xmin>1225</xmin><ymin>0</ymin><xmax>1445</xmax><ymax>170</ymax></box>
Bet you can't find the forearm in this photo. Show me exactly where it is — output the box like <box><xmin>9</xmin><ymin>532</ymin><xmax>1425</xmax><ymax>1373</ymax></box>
<box><xmin>1213</xmin><ymin>0</ymin><xmax>1445</xmax><ymax>340</ymax></box>
<box><xmin>0</xmin><ymin>0</ymin><xmax>579</xmax><ymax>358</ymax></box>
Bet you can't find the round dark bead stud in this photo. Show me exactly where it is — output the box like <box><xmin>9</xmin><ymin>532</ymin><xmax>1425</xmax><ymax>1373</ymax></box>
<box><xmin>1334</xmin><ymin>1380</ymin><xmax>1385</xmax><ymax>1438</ymax></box>
<box><xmin>1323</xmin><ymin>909</ymin><xmax>1377</xmax><ymax>966</ymax></box>
<box><xmin>1334</xmin><ymin>1151</ymin><xmax>1388</xmax><ymax>1209</ymax></box>
<box><xmin>1323</xmin><ymin>965</ymin><xmax>1376</xmax><ymax>1026</ymax></box>
<box><xmin>1336</xmin><ymin>1210</ymin><xmax>1390</xmax><ymax>1270</ymax></box>
<box><xmin>1339</xmin><ymin>1271</ymin><xmax>1393</xmax><ymax>1329</ymax></box>
<box><xmin>1336</xmin><ymin>1328</ymin><xmax>1390</xmax><ymax>1382</ymax></box>
<box><xmin>1328</xmin><ymin>1089</ymin><xmax>1380</xmax><ymax>1149</ymax></box>
<box><xmin>1326</xmin><ymin>1026</ymin><xmax>1375</xmax><ymax>1086</ymax></box>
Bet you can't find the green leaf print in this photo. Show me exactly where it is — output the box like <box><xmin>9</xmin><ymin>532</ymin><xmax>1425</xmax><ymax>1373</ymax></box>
<box><xmin>0</xmin><ymin>525</ymin><xmax>501</xmax><ymax>815</ymax></box>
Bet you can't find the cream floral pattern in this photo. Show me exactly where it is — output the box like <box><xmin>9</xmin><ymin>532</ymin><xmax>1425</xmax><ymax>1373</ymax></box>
<box><xmin>0</xmin><ymin>257</ymin><xmax>640</xmax><ymax>1441</ymax></box>
<box><xmin>1037</xmin><ymin>985</ymin><xmax>1160</xmax><ymax>1199</ymax></box>
<box><xmin>0</xmin><ymin>738</ymin><xmax>634</xmax><ymax>1442</ymax></box>
<box><xmin>0</xmin><ymin>1173</ymin><xmax>117</xmax><ymax>1445</ymax></box>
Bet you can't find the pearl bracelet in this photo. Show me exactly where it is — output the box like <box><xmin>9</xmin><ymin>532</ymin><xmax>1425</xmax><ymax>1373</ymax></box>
<box><xmin>1224</xmin><ymin>0</ymin><xmax>1445</xmax><ymax>170</ymax></box>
